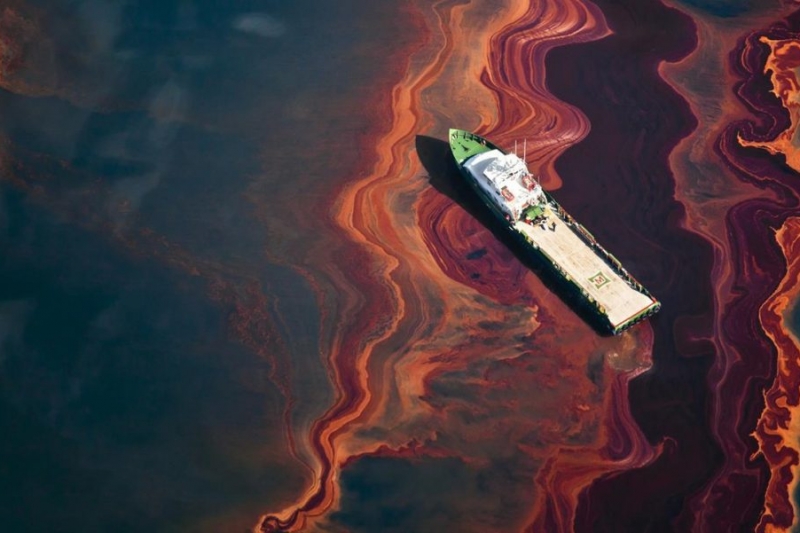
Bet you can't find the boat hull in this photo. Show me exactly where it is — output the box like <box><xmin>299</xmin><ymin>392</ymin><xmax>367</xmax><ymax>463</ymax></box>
<box><xmin>448</xmin><ymin>129</ymin><xmax>660</xmax><ymax>334</ymax></box>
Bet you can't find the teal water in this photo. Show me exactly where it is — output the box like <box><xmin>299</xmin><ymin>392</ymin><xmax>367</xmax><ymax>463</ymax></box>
<box><xmin>788</xmin><ymin>296</ymin><xmax>800</xmax><ymax>341</ymax></box>
<box><xmin>0</xmin><ymin>191</ymin><xmax>296</xmax><ymax>531</ymax></box>
<box><xmin>331</xmin><ymin>455</ymin><xmax>534</xmax><ymax>533</ymax></box>
<box><xmin>0</xmin><ymin>0</ymin><xmax>405</xmax><ymax>530</ymax></box>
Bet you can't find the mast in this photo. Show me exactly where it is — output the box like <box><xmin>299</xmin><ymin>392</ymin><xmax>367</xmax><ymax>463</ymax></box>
<box><xmin>514</xmin><ymin>140</ymin><xmax>518</xmax><ymax>156</ymax></box>
<box><xmin>523</xmin><ymin>138</ymin><xmax>527</xmax><ymax>162</ymax></box>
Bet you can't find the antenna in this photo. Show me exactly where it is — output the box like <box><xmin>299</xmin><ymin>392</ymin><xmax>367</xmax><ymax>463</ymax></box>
<box><xmin>523</xmin><ymin>138</ymin><xmax>527</xmax><ymax>162</ymax></box>
<box><xmin>514</xmin><ymin>140</ymin><xmax>517</xmax><ymax>156</ymax></box>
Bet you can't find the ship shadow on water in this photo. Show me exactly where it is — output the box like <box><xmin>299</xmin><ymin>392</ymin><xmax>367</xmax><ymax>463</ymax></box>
<box><xmin>415</xmin><ymin>134</ymin><xmax>612</xmax><ymax>336</ymax></box>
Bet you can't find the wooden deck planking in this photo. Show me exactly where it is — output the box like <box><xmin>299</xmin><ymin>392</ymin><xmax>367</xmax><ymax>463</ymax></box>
<box><xmin>514</xmin><ymin>210</ymin><xmax>656</xmax><ymax>328</ymax></box>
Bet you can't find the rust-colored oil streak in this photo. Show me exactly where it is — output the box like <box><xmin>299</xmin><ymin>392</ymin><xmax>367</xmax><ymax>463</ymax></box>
<box><xmin>743</xmin><ymin>33</ymin><xmax>800</xmax><ymax>533</ymax></box>
<box><xmin>254</xmin><ymin>0</ymin><xmax>527</xmax><ymax>530</ymax></box>
<box><xmin>480</xmin><ymin>0</ymin><xmax>610</xmax><ymax>188</ymax></box>
<box><xmin>523</xmin><ymin>334</ymin><xmax>661</xmax><ymax>532</ymax></box>
<box><xmin>662</xmin><ymin>8</ymin><xmax>800</xmax><ymax>530</ymax></box>
<box><xmin>256</xmin><ymin>0</ymin><xmax>665</xmax><ymax>532</ymax></box>
<box><xmin>755</xmin><ymin>217</ymin><xmax>800</xmax><ymax>532</ymax></box>
<box><xmin>739</xmin><ymin>38</ymin><xmax>800</xmax><ymax>172</ymax></box>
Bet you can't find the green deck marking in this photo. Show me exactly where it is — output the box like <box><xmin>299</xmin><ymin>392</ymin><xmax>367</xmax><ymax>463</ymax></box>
<box><xmin>449</xmin><ymin>129</ymin><xmax>494</xmax><ymax>164</ymax></box>
<box><xmin>589</xmin><ymin>271</ymin><xmax>611</xmax><ymax>289</ymax></box>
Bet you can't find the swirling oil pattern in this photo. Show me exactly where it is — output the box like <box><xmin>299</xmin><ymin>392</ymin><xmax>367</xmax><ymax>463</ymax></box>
<box><xmin>255</xmin><ymin>0</ymin><xmax>800</xmax><ymax>531</ymax></box>
<box><xmin>256</xmin><ymin>0</ymin><xmax>665</xmax><ymax>531</ymax></box>
<box><xmin>3</xmin><ymin>0</ymin><xmax>800</xmax><ymax>532</ymax></box>
<box><xmin>659</xmin><ymin>2</ymin><xmax>800</xmax><ymax>532</ymax></box>
<box><xmin>731</xmin><ymin>16</ymin><xmax>800</xmax><ymax>533</ymax></box>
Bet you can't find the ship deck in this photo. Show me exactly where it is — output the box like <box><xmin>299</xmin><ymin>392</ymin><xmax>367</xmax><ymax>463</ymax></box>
<box><xmin>450</xmin><ymin>129</ymin><xmax>493</xmax><ymax>164</ymax></box>
<box><xmin>513</xmin><ymin>208</ymin><xmax>657</xmax><ymax>329</ymax></box>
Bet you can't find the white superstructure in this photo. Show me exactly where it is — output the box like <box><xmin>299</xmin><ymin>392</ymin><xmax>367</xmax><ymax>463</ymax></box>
<box><xmin>462</xmin><ymin>149</ymin><xmax>544</xmax><ymax>219</ymax></box>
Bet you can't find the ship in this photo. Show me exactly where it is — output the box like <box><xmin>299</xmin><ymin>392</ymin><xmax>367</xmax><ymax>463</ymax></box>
<box><xmin>448</xmin><ymin>129</ymin><xmax>660</xmax><ymax>334</ymax></box>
